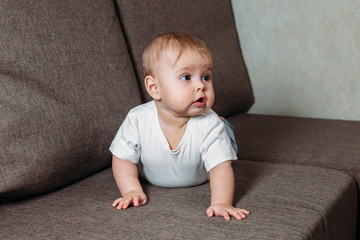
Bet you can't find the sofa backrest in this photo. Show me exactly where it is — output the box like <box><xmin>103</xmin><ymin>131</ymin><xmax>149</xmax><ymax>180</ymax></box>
<box><xmin>115</xmin><ymin>0</ymin><xmax>254</xmax><ymax>117</ymax></box>
<box><xmin>0</xmin><ymin>0</ymin><xmax>142</xmax><ymax>201</ymax></box>
<box><xmin>1</xmin><ymin>0</ymin><xmax>255</xmax><ymax>201</ymax></box>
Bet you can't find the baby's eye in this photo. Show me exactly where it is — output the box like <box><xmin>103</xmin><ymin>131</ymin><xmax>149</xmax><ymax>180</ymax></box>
<box><xmin>181</xmin><ymin>74</ymin><xmax>191</xmax><ymax>81</ymax></box>
<box><xmin>202</xmin><ymin>74</ymin><xmax>211</xmax><ymax>81</ymax></box>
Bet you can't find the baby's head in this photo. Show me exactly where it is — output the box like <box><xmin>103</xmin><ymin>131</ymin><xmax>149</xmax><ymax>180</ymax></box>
<box><xmin>142</xmin><ymin>32</ymin><xmax>215</xmax><ymax>117</ymax></box>
<box><xmin>142</xmin><ymin>32</ymin><xmax>212</xmax><ymax>77</ymax></box>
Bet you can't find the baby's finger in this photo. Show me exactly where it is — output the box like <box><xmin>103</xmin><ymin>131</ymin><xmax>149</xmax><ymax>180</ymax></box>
<box><xmin>206</xmin><ymin>207</ymin><xmax>215</xmax><ymax>217</ymax></box>
<box><xmin>116</xmin><ymin>200</ymin><xmax>125</xmax><ymax>210</ymax></box>
<box><xmin>230</xmin><ymin>209</ymin><xmax>244</xmax><ymax>220</ymax></box>
<box><xmin>238</xmin><ymin>208</ymin><xmax>250</xmax><ymax>215</ymax></box>
<box><xmin>234</xmin><ymin>209</ymin><xmax>246</xmax><ymax>219</ymax></box>
<box><xmin>116</xmin><ymin>202</ymin><xmax>124</xmax><ymax>210</ymax></box>
<box><xmin>122</xmin><ymin>197</ymin><xmax>132</xmax><ymax>209</ymax></box>
<box><xmin>112</xmin><ymin>198</ymin><xmax>123</xmax><ymax>207</ymax></box>
<box><xmin>139</xmin><ymin>196</ymin><xmax>147</xmax><ymax>206</ymax></box>
<box><xmin>237</xmin><ymin>208</ymin><xmax>250</xmax><ymax>218</ymax></box>
<box><xmin>235</xmin><ymin>208</ymin><xmax>250</xmax><ymax>219</ymax></box>
<box><xmin>220</xmin><ymin>209</ymin><xmax>231</xmax><ymax>221</ymax></box>
<box><xmin>133</xmin><ymin>196</ymin><xmax>139</xmax><ymax>207</ymax></box>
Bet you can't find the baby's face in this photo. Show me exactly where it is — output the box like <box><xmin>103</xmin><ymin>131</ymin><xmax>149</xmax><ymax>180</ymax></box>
<box><xmin>154</xmin><ymin>47</ymin><xmax>215</xmax><ymax>118</ymax></box>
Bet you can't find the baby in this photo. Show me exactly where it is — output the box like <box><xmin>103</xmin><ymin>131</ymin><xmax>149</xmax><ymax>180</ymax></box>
<box><xmin>110</xmin><ymin>32</ymin><xmax>249</xmax><ymax>220</ymax></box>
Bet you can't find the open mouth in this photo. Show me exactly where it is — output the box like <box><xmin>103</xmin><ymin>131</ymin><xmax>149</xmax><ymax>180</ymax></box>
<box><xmin>193</xmin><ymin>96</ymin><xmax>206</xmax><ymax>107</ymax></box>
<box><xmin>195</xmin><ymin>97</ymin><xmax>204</xmax><ymax>103</ymax></box>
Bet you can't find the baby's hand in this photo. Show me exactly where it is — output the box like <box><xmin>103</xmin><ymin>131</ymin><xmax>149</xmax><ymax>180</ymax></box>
<box><xmin>112</xmin><ymin>190</ymin><xmax>147</xmax><ymax>210</ymax></box>
<box><xmin>206</xmin><ymin>204</ymin><xmax>250</xmax><ymax>220</ymax></box>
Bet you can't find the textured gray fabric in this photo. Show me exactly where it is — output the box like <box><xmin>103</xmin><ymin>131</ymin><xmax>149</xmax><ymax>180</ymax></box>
<box><xmin>230</xmin><ymin>114</ymin><xmax>360</xmax><ymax>237</ymax></box>
<box><xmin>1</xmin><ymin>1</ymin><xmax>358</xmax><ymax>239</ymax></box>
<box><xmin>230</xmin><ymin>114</ymin><xmax>360</xmax><ymax>184</ymax></box>
<box><xmin>0</xmin><ymin>0</ymin><xmax>142</xmax><ymax>200</ymax></box>
<box><xmin>115</xmin><ymin>0</ymin><xmax>254</xmax><ymax>117</ymax></box>
<box><xmin>0</xmin><ymin>161</ymin><xmax>357</xmax><ymax>240</ymax></box>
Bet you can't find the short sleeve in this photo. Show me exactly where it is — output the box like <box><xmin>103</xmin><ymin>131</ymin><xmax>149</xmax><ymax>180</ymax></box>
<box><xmin>201</xmin><ymin>119</ymin><xmax>237</xmax><ymax>172</ymax></box>
<box><xmin>109</xmin><ymin>114</ymin><xmax>141</xmax><ymax>163</ymax></box>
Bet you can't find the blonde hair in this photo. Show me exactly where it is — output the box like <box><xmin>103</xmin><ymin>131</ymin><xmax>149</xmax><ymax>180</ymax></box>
<box><xmin>142</xmin><ymin>32</ymin><xmax>212</xmax><ymax>77</ymax></box>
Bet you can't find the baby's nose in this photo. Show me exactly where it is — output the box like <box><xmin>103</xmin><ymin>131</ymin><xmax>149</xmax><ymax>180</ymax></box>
<box><xmin>195</xmin><ymin>79</ymin><xmax>205</xmax><ymax>91</ymax></box>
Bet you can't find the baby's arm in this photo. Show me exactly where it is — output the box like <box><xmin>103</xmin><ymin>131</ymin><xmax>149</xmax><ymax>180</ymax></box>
<box><xmin>206</xmin><ymin>161</ymin><xmax>250</xmax><ymax>220</ymax></box>
<box><xmin>112</xmin><ymin>155</ymin><xmax>147</xmax><ymax>209</ymax></box>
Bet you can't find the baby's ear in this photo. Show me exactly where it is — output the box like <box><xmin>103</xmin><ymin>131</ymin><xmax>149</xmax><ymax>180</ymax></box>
<box><xmin>144</xmin><ymin>75</ymin><xmax>161</xmax><ymax>100</ymax></box>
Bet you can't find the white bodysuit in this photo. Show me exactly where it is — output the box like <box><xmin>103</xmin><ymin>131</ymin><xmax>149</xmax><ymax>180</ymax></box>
<box><xmin>109</xmin><ymin>101</ymin><xmax>237</xmax><ymax>187</ymax></box>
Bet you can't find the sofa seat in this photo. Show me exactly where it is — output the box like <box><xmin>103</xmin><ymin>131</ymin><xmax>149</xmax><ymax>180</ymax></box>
<box><xmin>1</xmin><ymin>1</ymin><xmax>358</xmax><ymax>239</ymax></box>
<box><xmin>231</xmin><ymin>114</ymin><xmax>360</xmax><ymax>184</ymax></box>
<box><xmin>1</xmin><ymin>160</ymin><xmax>356</xmax><ymax>240</ymax></box>
<box><xmin>232</xmin><ymin>113</ymin><xmax>360</xmax><ymax>238</ymax></box>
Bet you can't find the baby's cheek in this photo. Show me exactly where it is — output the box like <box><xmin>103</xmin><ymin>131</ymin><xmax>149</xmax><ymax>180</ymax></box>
<box><xmin>207</xmin><ymin>93</ymin><xmax>215</xmax><ymax>107</ymax></box>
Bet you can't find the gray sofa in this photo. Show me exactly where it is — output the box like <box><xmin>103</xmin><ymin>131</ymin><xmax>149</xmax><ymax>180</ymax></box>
<box><xmin>1</xmin><ymin>1</ymin><xmax>359</xmax><ymax>239</ymax></box>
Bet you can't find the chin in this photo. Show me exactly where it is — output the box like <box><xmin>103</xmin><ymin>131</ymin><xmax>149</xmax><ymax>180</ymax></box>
<box><xmin>189</xmin><ymin>108</ymin><xmax>209</xmax><ymax>117</ymax></box>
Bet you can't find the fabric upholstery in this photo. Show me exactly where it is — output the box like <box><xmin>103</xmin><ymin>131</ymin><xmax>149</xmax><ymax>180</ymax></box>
<box><xmin>230</xmin><ymin>114</ymin><xmax>360</xmax><ymax>237</ymax></box>
<box><xmin>230</xmin><ymin>114</ymin><xmax>360</xmax><ymax>184</ymax></box>
<box><xmin>115</xmin><ymin>0</ymin><xmax>255</xmax><ymax>117</ymax></box>
<box><xmin>1</xmin><ymin>0</ymin><xmax>358</xmax><ymax>239</ymax></box>
<box><xmin>0</xmin><ymin>161</ymin><xmax>356</xmax><ymax>240</ymax></box>
<box><xmin>0</xmin><ymin>0</ymin><xmax>142</xmax><ymax>201</ymax></box>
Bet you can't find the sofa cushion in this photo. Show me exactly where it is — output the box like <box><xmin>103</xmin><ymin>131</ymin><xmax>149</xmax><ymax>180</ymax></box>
<box><xmin>230</xmin><ymin>114</ymin><xmax>360</xmax><ymax>184</ymax></box>
<box><xmin>115</xmin><ymin>0</ymin><xmax>254</xmax><ymax>117</ymax></box>
<box><xmin>0</xmin><ymin>161</ymin><xmax>356</xmax><ymax>239</ymax></box>
<box><xmin>0</xmin><ymin>0</ymin><xmax>142</xmax><ymax>201</ymax></box>
<box><xmin>230</xmin><ymin>113</ymin><xmax>360</xmax><ymax>236</ymax></box>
